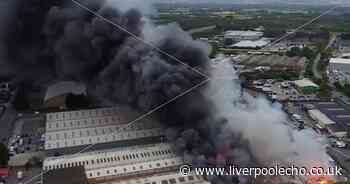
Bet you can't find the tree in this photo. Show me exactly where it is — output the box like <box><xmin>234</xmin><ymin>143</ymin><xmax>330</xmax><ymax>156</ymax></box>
<box><xmin>0</xmin><ymin>143</ymin><xmax>9</xmax><ymax>167</ymax></box>
<box><xmin>334</xmin><ymin>81</ymin><xmax>342</xmax><ymax>90</ymax></box>
<box><xmin>286</xmin><ymin>47</ymin><xmax>302</xmax><ymax>57</ymax></box>
<box><xmin>286</xmin><ymin>47</ymin><xmax>315</xmax><ymax>59</ymax></box>
<box><xmin>335</xmin><ymin>82</ymin><xmax>350</xmax><ymax>97</ymax></box>
<box><xmin>301</xmin><ymin>47</ymin><xmax>316</xmax><ymax>60</ymax></box>
<box><xmin>209</xmin><ymin>43</ymin><xmax>219</xmax><ymax>58</ymax></box>
<box><xmin>321</xmin><ymin>48</ymin><xmax>333</xmax><ymax>60</ymax></box>
<box><xmin>318</xmin><ymin>81</ymin><xmax>332</xmax><ymax>98</ymax></box>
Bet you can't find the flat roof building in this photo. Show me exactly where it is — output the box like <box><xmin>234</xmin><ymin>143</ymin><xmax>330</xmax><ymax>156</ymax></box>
<box><xmin>329</xmin><ymin>58</ymin><xmax>350</xmax><ymax>70</ymax></box>
<box><xmin>231</xmin><ymin>39</ymin><xmax>270</xmax><ymax>49</ymax></box>
<box><xmin>44</xmin><ymin>107</ymin><xmax>164</xmax><ymax>155</ymax></box>
<box><xmin>43</xmin><ymin>143</ymin><xmax>178</xmax><ymax>172</ymax></box>
<box><xmin>98</xmin><ymin>171</ymin><xmax>211</xmax><ymax>184</ymax></box>
<box><xmin>42</xmin><ymin>144</ymin><xmax>210</xmax><ymax>184</ymax></box>
<box><xmin>224</xmin><ymin>30</ymin><xmax>263</xmax><ymax>42</ymax></box>
<box><xmin>293</xmin><ymin>78</ymin><xmax>319</xmax><ymax>94</ymax></box>
<box><xmin>329</xmin><ymin>58</ymin><xmax>350</xmax><ymax>83</ymax></box>
<box><xmin>308</xmin><ymin>109</ymin><xmax>336</xmax><ymax>127</ymax></box>
<box><xmin>307</xmin><ymin>102</ymin><xmax>349</xmax><ymax>138</ymax></box>
<box><xmin>42</xmin><ymin>108</ymin><xmax>211</xmax><ymax>184</ymax></box>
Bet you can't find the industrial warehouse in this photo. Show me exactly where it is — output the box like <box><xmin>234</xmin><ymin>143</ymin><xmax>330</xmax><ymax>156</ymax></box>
<box><xmin>41</xmin><ymin>107</ymin><xmax>206</xmax><ymax>184</ymax></box>
<box><xmin>329</xmin><ymin>57</ymin><xmax>350</xmax><ymax>83</ymax></box>
<box><xmin>307</xmin><ymin>102</ymin><xmax>349</xmax><ymax>138</ymax></box>
<box><xmin>329</xmin><ymin>58</ymin><xmax>350</xmax><ymax>74</ymax></box>
<box><xmin>43</xmin><ymin>143</ymin><xmax>188</xmax><ymax>183</ymax></box>
<box><xmin>44</xmin><ymin>107</ymin><xmax>164</xmax><ymax>155</ymax></box>
<box><xmin>293</xmin><ymin>79</ymin><xmax>320</xmax><ymax>94</ymax></box>
<box><xmin>223</xmin><ymin>30</ymin><xmax>270</xmax><ymax>49</ymax></box>
<box><xmin>224</xmin><ymin>30</ymin><xmax>264</xmax><ymax>42</ymax></box>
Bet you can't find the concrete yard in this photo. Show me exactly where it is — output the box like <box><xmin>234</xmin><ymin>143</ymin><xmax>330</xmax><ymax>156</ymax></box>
<box><xmin>236</xmin><ymin>54</ymin><xmax>306</xmax><ymax>70</ymax></box>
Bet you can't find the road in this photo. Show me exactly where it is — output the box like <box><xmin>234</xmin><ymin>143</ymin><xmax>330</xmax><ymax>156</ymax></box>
<box><xmin>333</xmin><ymin>90</ymin><xmax>350</xmax><ymax>106</ymax></box>
<box><xmin>312</xmin><ymin>54</ymin><xmax>322</xmax><ymax>79</ymax></box>
<box><xmin>5</xmin><ymin>167</ymin><xmax>42</xmax><ymax>184</ymax></box>
<box><xmin>187</xmin><ymin>25</ymin><xmax>216</xmax><ymax>34</ymax></box>
<box><xmin>312</xmin><ymin>33</ymin><xmax>337</xmax><ymax>79</ymax></box>
<box><xmin>0</xmin><ymin>105</ymin><xmax>17</xmax><ymax>142</ymax></box>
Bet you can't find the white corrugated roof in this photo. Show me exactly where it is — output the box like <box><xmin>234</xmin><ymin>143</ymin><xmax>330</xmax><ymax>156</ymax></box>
<box><xmin>294</xmin><ymin>78</ymin><xmax>319</xmax><ymax>88</ymax></box>
<box><xmin>330</xmin><ymin>58</ymin><xmax>350</xmax><ymax>65</ymax></box>
<box><xmin>43</xmin><ymin>143</ymin><xmax>191</xmax><ymax>182</ymax></box>
<box><xmin>45</xmin><ymin>107</ymin><xmax>146</xmax><ymax>132</ymax></box>
<box><xmin>44</xmin><ymin>81</ymin><xmax>86</xmax><ymax>101</ymax></box>
<box><xmin>46</xmin><ymin>107</ymin><xmax>122</xmax><ymax>122</ymax></box>
<box><xmin>45</xmin><ymin>127</ymin><xmax>163</xmax><ymax>150</ymax></box>
<box><xmin>44</xmin><ymin>143</ymin><xmax>176</xmax><ymax>171</ymax></box>
<box><xmin>106</xmin><ymin>172</ymin><xmax>210</xmax><ymax>184</ymax></box>
<box><xmin>308</xmin><ymin>109</ymin><xmax>335</xmax><ymax>125</ymax></box>
<box><xmin>232</xmin><ymin>40</ymin><xmax>269</xmax><ymax>48</ymax></box>
<box><xmin>225</xmin><ymin>30</ymin><xmax>263</xmax><ymax>37</ymax></box>
<box><xmin>341</xmin><ymin>53</ymin><xmax>350</xmax><ymax>58</ymax></box>
<box><xmin>85</xmin><ymin>157</ymin><xmax>183</xmax><ymax>179</ymax></box>
<box><xmin>45</xmin><ymin>106</ymin><xmax>161</xmax><ymax>150</ymax></box>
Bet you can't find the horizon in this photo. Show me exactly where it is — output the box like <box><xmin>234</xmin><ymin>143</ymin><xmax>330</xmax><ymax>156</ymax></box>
<box><xmin>154</xmin><ymin>0</ymin><xmax>350</xmax><ymax>6</ymax></box>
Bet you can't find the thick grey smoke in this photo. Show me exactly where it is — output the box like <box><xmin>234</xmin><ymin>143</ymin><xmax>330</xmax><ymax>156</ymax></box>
<box><xmin>0</xmin><ymin>2</ymin><xmax>253</xmax><ymax>184</ymax></box>
<box><xmin>0</xmin><ymin>0</ymin><xmax>332</xmax><ymax>183</ymax></box>
<box><xmin>0</xmin><ymin>0</ymin><xmax>18</xmax><ymax>77</ymax></box>
<box><xmin>106</xmin><ymin>0</ymin><xmax>157</xmax><ymax>15</ymax></box>
<box><xmin>208</xmin><ymin>57</ymin><xmax>331</xmax><ymax>170</ymax></box>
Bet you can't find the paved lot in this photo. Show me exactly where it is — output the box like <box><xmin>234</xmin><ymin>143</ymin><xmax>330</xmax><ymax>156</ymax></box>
<box><xmin>251</xmin><ymin>80</ymin><xmax>318</xmax><ymax>102</ymax></box>
<box><xmin>285</xmin><ymin>102</ymin><xmax>318</xmax><ymax>128</ymax></box>
<box><xmin>333</xmin><ymin>91</ymin><xmax>350</xmax><ymax>106</ymax></box>
<box><xmin>0</xmin><ymin>105</ymin><xmax>17</xmax><ymax>143</ymax></box>
<box><xmin>9</xmin><ymin>115</ymin><xmax>46</xmax><ymax>155</ymax></box>
<box><xmin>237</xmin><ymin>54</ymin><xmax>306</xmax><ymax>69</ymax></box>
<box><xmin>5</xmin><ymin>167</ymin><xmax>42</xmax><ymax>184</ymax></box>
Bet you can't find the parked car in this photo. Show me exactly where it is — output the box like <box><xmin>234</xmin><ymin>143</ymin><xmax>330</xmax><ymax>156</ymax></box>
<box><xmin>329</xmin><ymin>138</ymin><xmax>347</xmax><ymax>148</ymax></box>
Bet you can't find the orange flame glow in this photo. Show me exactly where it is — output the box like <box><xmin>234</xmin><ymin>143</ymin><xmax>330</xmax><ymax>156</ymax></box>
<box><xmin>307</xmin><ymin>176</ymin><xmax>334</xmax><ymax>184</ymax></box>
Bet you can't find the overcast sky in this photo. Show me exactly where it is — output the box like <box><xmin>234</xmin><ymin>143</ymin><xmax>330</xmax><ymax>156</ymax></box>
<box><xmin>158</xmin><ymin>0</ymin><xmax>349</xmax><ymax>5</ymax></box>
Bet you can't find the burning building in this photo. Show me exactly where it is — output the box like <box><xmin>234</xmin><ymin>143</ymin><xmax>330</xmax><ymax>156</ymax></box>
<box><xmin>44</xmin><ymin>81</ymin><xmax>87</xmax><ymax>109</ymax></box>
<box><xmin>0</xmin><ymin>0</ymin><xmax>336</xmax><ymax>183</ymax></box>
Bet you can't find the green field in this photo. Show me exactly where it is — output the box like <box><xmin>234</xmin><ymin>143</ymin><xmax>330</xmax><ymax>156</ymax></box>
<box><xmin>152</xmin><ymin>8</ymin><xmax>350</xmax><ymax>38</ymax></box>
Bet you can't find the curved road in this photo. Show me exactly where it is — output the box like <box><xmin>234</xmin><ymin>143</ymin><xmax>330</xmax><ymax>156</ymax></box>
<box><xmin>187</xmin><ymin>25</ymin><xmax>216</xmax><ymax>34</ymax></box>
<box><xmin>312</xmin><ymin>33</ymin><xmax>337</xmax><ymax>79</ymax></box>
<box><xmin>312</xmin><ymin>54</ymin><xmax>322</xmax><ymax>79</ymax></box>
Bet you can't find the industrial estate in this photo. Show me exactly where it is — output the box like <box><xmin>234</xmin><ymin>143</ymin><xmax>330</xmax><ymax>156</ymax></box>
<box><xmin>0</xmin><ymin>0</ymin><xmax>350</xmax><ymax>184</ymax></box>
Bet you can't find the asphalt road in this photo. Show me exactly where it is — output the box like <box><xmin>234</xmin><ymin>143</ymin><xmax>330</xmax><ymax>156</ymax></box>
<box><xmin>0</xmin><ymin>105</ymin><xmax>17</xmax><ymax>142</ymax></box>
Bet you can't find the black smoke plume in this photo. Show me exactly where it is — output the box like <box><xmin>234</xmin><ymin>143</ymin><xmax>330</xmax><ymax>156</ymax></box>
<box><xmin>0</xmin><ymin>1</ymin><xmax>257</xmax><ymax>183</ymax></box>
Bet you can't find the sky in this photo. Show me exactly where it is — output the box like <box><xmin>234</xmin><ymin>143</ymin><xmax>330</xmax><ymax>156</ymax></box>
<box><xmin>157</xmin><ymin>0</ymin><xmax>349</xmax><ymax>5</ymax></box>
